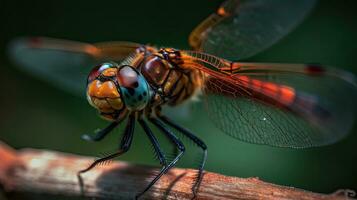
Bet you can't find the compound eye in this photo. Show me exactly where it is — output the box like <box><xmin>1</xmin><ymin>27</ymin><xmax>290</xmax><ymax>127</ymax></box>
<box><xmin>117</xmin><ymin>65</ymin><xmax>139</xmax><ymax>89</ymax></box>
<box><xmin>116</xmin><ymin>65</ymin><xmax>150</xmax><ymax>111</ymax></box>
<box><xmin>88</xmin><ymin>62</ymin><xmax>117</xmax><ymax>83</ymax></box>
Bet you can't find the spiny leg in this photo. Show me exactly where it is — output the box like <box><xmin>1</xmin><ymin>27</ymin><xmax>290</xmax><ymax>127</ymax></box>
<box><xmin>149</xmin><ymin>115</ymin><xmax>185</xmax><ymax>171</ymax></box>
<box><xmin>136</xmin><ymin>116</ymin><xmax>185</xmax><ymax>199</ymax></box>
<box><xmin>147</xmin><ymin>108</ymin><xmax>179</xmax><ymax>161</ymax></box>
<box><xmin>156</xmin><ymin>107</ymin><xmax>207</xmax><ymax>198</ymax></box>
<box><xmin>78</xmin><ymin>114</ymin><xmax>135</xmax><ymax>175</ymax></box>
<box><xmin>136</xmin><ymin>117</ymin><xmax>166</xmax><ymax>199</ymax></box>
<box><xmin>81</xmin><ymin>120</ymin><xmax>121</xmax><ymax>142</ymax></box>
<box><xmin>138</xmin><ymin>116</ymin><xmax>167</xmax><ymax>167</ymax></box>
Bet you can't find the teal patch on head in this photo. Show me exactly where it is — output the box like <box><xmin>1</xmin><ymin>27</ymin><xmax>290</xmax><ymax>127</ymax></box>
<box><xmin>117</xmin><ymin>66</ymin><xmax>151</xmax><ymax>111</ymax></box>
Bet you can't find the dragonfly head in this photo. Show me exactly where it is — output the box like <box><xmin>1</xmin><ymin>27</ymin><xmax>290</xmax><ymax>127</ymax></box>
<box><xmin>86</xmin><ymin>62</ymin><xmax>151</xmax><ymax>120</ymax></box>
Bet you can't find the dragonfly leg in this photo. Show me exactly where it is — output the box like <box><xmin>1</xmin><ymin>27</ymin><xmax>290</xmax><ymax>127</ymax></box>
<box><xmin>138</xmin><ymin>116</ymin><xmax>167</xmax><ymax>166</ymax></box>
<box><xmin>78</xmin><ymin>114</ymin><xmax>135</xmax><ymax>175</ymax></box>
<box><xmin>81</xmin><ymin>120</ymin><xmax>121</xmax><ymax>142</ymax></box>
<box><xmin>155</xmin><ymin>107</ymin><xmax>207</xmax><ymax>198</ymax></box>
<box><xmin>135</xmin><ymin>114</ymin><xmax>185</xmax><ymax>199</ymax></box>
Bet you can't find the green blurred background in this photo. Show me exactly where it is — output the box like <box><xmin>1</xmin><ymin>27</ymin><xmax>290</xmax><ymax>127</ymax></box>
<box><xmin>0</xmin><ymin>0</ymin><xmax>356</xmax><ymax>197</ymax></box>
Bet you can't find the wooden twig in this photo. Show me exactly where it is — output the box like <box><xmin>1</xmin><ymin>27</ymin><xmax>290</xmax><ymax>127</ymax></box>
<box><xmin>0</xmin><ymin>141</ymin><xmax>354</xmax><ymax>200</ymax></box>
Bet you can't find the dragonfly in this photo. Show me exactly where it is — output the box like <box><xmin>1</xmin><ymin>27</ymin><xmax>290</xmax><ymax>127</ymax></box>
<box><xmin>8</xmin><ymin>0</ymin><xmax>357</xmax><ymax>199</ymax></box>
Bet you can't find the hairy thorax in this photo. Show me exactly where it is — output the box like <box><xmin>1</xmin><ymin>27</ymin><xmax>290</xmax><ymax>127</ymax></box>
<box><xmin>140</xmin><ymin>54</ymin><xmax>201</xmax><ymax>107</ymax></box>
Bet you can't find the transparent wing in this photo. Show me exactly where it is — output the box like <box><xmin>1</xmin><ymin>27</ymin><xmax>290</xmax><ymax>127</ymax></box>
<box><xmin>189</xmin><ymin>0</ymin><xmax>317</xmax><ymax>60</ymax></box>
<box><xmin>8</xmin><ymin>37</ymin><xmax>142</xmax><ymax>96</ymax></box>
<box><xmin>180</xmin><ymin>51</ymin><xmax>356</xmax><ymax>148</ymax></box>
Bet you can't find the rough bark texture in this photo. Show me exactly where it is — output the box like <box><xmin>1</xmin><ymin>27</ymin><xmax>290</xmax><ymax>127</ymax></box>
<box><xmin>0</xmin><ymin>141</ymin><xmax>355</xmax><ymax>200</ymax></box>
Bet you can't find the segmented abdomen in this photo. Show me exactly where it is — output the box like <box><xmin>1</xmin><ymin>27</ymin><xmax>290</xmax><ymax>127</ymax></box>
<box><xmin>206</xmin><ymin>75</ymin><xmax>328</xmax><ymax>120</ymax></box>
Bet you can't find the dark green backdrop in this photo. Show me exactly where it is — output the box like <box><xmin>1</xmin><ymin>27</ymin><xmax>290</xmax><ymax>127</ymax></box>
<box><xmin>0</xmin><ymin>0</ymin><xmax>356</xmax><ymax>197</ymax></box>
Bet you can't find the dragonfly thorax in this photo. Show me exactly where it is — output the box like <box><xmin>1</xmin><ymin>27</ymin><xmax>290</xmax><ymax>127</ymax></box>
<box><xmin>140</xmin><ymin>53</ymin><xmax>200</xmax><ymax>107</ymax></box>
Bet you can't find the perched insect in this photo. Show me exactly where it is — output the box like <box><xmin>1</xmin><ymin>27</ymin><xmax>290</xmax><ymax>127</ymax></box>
<box><xmin>8</xmin><ymin>0</ymin><xmax>357</xmax><ymax>199</ymax></box>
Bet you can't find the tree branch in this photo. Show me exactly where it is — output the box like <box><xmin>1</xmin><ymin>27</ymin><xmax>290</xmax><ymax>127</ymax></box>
<box><xmin>0</xmin><ymin>141</ymin><xmax>354</xmax><ymax>200</ymax></box>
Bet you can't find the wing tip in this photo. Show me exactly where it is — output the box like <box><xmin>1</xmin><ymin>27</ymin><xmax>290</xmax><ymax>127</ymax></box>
<box><xmin>7</xmin><ymin>36</ymin><xmax>44</xmax><ymax>60</ymax></box>
<box><xmin>305</xmin><ymin>64</ymin><xmax>357</xmax><ymax>88</ymax></box>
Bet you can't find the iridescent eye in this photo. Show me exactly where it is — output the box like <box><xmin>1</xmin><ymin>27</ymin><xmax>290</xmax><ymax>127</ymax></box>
<box><xmin>117</xmin><ymin>65</ymin><xmax>139</xmax><ymax>88</ymax></box>
<box><xmin>87</xmin><ymin>62</ymin><xmax>116</xmax><ymax>83</ymax></box>
<box><xmin>116</xmin><ymin>65</ymin><xmax>150</xmax><ymax>111</ymax></box>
